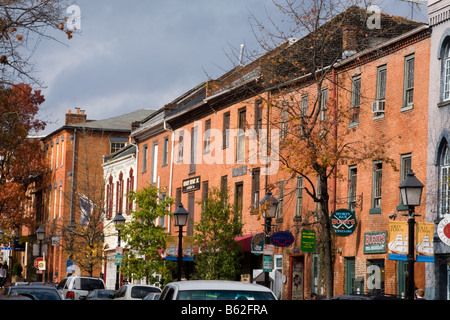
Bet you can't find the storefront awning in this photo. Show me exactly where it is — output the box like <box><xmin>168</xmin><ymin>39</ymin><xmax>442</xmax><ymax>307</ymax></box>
<box><xmin>235</xmin><ymin>233</ymin><xmax>260</xmax><ymax>252</ymax></box>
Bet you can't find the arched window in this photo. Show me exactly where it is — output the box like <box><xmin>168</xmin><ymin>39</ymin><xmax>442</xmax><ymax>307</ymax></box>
<box><xmin>440</xmin><ymin>142</ymin><xmax>450</xmax><ymax>216</ymax></box>
<box><xmin>116</xmin><ymin>172</ymin><xmax>124</xmax><ymax>214</ymax></box>
<box><xmin>439</xmin><ymin>32</ymin><xmax>450</xmax><ymax>102</ymax></box>
<box><xmin>126</xmin><ymin>168</ymin><xmax>134</xmax><ymax>215</ymax></box>
<box><xmin>106</xmin><ymin>175</ymin><xmax>114</xmax><ymax>219</ymax></box>
<box><xmin>443</xmin><ymin>41</ymin><xmax>450</xmax><ymax>101</ymax></box>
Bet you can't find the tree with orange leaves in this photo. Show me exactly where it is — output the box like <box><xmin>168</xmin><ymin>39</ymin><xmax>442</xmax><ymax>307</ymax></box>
<box><xmin>0</xmin><ymin>83</ymin><xmax>46</xmax><ymax>237</ymax></box>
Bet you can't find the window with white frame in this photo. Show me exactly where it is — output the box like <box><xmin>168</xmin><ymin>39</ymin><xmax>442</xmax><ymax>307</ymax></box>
<box><xmin>372</xmin><ymin>161</ymin><xmax>382</xmax><ymax>209</ymax></box>
<box><xmin>348</xmin><ymin>166</ymin><xmax>357</xmax><ymax>212</ymax></box>
<box><xmin>151</xmin><ymin>141</ymin><xmax>158</xmax><ymax>184</ymax></box>
<box><xmin>301</xmin><ymin>94</ymin><xmax>308</xmax><ymax>116</ymax></box>
<box><xmin>350</xmin><ymin>76</ymin><xmax>361</xmax><ymax>124</ymax></box>
<box><xmin>441</xmin><ymin>39</ymin><xmax>450</xmax><ymax>102</ymax></box>
<box><xmin>440</xmin><ymin>143</ymin><xmax>450</xmax><ymax>217</ymax></box>
<box><xmin>375</xmin><ymin>65</ymin><xmax>386</xmax><ymax>116</ymax></box>
<box><xmin>294</xmin><ymin>176</ymin><xmax>303</xmax><ymax>220</ymax></box>
<box><xmin>320</xmin><ymin>87</ymin><xmax>328</xmax><ymax>121</ymax></box>
<box><xmin>399</xmin><ymin>153</ymin><xmax>412</xmax><ymax>207</ymax></box>
<box><xmin>403</xmin><ymin>54</ymin><xmax>415</xmax><ymax>109</ymax></box>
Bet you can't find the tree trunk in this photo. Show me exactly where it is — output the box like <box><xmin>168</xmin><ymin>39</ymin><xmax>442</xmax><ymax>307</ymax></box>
<box><xmin>319</xmin><ymin>172</ymin><xmax>334</xmax><ymax>299</ymax></box>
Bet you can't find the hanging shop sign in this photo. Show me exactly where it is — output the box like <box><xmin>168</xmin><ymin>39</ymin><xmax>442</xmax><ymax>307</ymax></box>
<box><xmin>182</xmin><ymin>176</ymin><xmax>200</xmax><ymax>193</ymax></box>
<box><xmin>330</xmin><ymin>209</ymin><xmax>357</xmax><ymax>237</ymax></box>
<box><xmin>301</xmin><ymin>230</ymin><xmax>316</xmax><ymax>253</ymax></box>
<box><xmin>388</xmin><ymin>221</ymin><xmax>407</xmax><ymax>261</ymax></box>
<box><xmin>388</xmin><ymin>221</ymin><xmax>435</xmax><ymax>262</ymax></box>
<box><xmin>270</xmin><ymin>231</ymin><xmax>294</xmax><ymax>247</ymax></box>
<box><xmin>437</xmin><ymin>217</ymin><xmax>450</xmax><ymax>247</ymax></box>
<box><xmin>416</xmin><ymin>222</ymin><xmax>434</xmax><ymax>262</ymax></box>
<box><xmin>251</xmin><ymin>233</ymin><xmax>265</xmax><ymax>255</ymax></box>
<box><xmin>13</xmin><ymin>236</ymin><xmax>27</xmax><ymax>252</ymax></box>
<box><xmin>363</xmin><ymin>231</ymin><xmax>387</xmax><ymax>254</ymax></box>
<box><xmin>165</xmin><ymin>235</ymin><xmax>195</xmax><ymax>261</ymax></box>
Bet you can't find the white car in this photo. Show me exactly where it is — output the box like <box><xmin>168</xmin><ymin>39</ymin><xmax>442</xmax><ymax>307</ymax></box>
<box><xmin>114</xmin><ymin>284</ymin><xmax>161</xmax><ymax>300</ymax></box>
<box><xmin>159</xmin><ymin>280</ymin><xmax>277</xmax><ymax>300</ymax></box>
<box><xmin>56</xmin><ymin>275</ymin><xmax>105</xmax><ymax>300</ymax></box>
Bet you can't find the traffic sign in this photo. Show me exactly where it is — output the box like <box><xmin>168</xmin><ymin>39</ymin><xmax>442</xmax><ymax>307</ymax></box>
<box><xmin>34</xmin><ymin>257</ymin><xmax>43</xmax><ymax>269</ymax></box>
<box><xmin>115</xmin><ymin>254</ymin><xmax>123</xmax><ymax>266</ymax></box>
<box><xmin>34</xmin><ymin>257</ymin><xmax>45</xmax><ymax>271</ymax></box>
<box><xmin>263</xmin><ymin>255</ymin><xmax>273</xmax><ymax>272</ymax></box>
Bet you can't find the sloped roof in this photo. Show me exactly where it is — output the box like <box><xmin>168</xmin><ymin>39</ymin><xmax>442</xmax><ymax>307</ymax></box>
<box><xmin>44</xmin><ymin>108</ymin><xmax>156</xmax><ymax>139</ymax></box>
<box><xmin>68</xmin><ymin>109</ymin><xmax>156</xmax><ymax>131</ymax></box>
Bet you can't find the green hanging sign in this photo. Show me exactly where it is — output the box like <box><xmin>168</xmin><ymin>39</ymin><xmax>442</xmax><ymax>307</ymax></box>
<box><xmin>301</xmin><ymin>230</ymin><xmax>316</xmax><ymax>252</ymax></box>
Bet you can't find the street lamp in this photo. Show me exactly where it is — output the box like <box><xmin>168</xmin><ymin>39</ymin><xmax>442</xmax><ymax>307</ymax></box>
<box><xmin>36</xmin><ymin>225</ymin><xmax>46</xmax><ymax>282</ymax></box>
<box><xmin>174</xmin><ymin>203</ymin><xmax>189</xmax><ymax>281</ymax></box>
<box><xmin>0</xmin><ymin>228</ymin><xmax>4</xmax><ymax>241</ymax></box>
<box><xmin>399</xmin><ymin>170</ymin><xmax>424</xmax><ymax>300</ymax></box>
<box><xmin>36</xmin><ymin>225</ymin><xmax>46</xmax><ymax>252</ymax></box>
<box><xmin>260</xmin><ymin>191</ymin><xmax>279</xmax><ymax>288</ymax></box>
<box><xmin>113</xmin><ymin>212</ymin><xmax>126</xmax><ymax>290</ymax></box>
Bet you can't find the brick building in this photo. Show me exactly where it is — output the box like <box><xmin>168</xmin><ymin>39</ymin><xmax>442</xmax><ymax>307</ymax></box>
<box><xmin>39</xmin><ymin>108</ymin><xmax>154</xmax><ymax>282</ymax></box>
<box><xmin>123</xmin><ymin>7</ymin><xmax>430</xmax><ymax>300</ymax></box>
<box><xmin>331</xmin><ymin>24</ymin><xmax>430</xmax><ymax>298</ymax></box>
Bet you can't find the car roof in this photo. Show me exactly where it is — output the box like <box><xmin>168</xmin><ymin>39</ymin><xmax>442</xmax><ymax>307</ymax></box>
<box><xmin>165</xmin><ymin>280</ymin><xmax>273</xmax><ymax>292</ymax></box>
<box><xmin>10</xmin><ymin>284</ymin><xmax>57</xmax><ymax>289</ymax></box>
<box><xmin>122</xmin><ymin>284</ymin><xmax>159</xmax><ymax>288</ymax></box>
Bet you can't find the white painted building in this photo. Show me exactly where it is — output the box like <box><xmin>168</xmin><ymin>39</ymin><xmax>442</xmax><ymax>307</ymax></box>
<box><xmin>427</xmin><ymin>0</ymin><xmax>450</xmax><ymax>300</ymax></box>
<box><xmin>102</xmin><ymin>143</ymin><xmax>136</xmax><ymax>289</ymax></box>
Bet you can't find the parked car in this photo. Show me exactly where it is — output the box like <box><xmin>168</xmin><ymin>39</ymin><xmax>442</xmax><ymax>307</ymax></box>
<box><xmin>143</xmin><ymin>292</ymin><xmax>161</xmax><ymax>300</ymax></box>
<box><xmin>159</xmin><ymin>280</ymin><xmax>277</xmax><ymax>300</ymax></box>
<box><xmin>82</xmin><ymin>289</ymin><xmax>116</xmax><ymax>300</ymax></box>
<box><xmin>330</xmin><ymin>293</ymin><xmax>402</xmax><ymax>300</ymax></box>
<box><xmin>114</xmin><ymin>284</ymin><xmax>161</xmax><ymax>300</ymax></box>
<box><xmin>57</xmin><ymin>275</ymin><xmax>105</xmax><ymax>300</ymax></box>
<box><xmin>3</xmin><ymin>284</ymin><xmax>63</xmax><ymax>300</ymax></box>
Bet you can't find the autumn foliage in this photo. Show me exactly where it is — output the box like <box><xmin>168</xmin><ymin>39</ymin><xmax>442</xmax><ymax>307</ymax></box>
<box><xmin>0</xmin><ymin>83</ymin><xmax>46</xmax><ymax>234</ymax></box>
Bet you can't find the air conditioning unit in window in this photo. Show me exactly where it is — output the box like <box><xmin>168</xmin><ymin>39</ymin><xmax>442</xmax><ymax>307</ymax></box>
<box><xmin>372</xmin><ymin>100</ymin><xmax>385</xmax><ymax>114</ymax></box>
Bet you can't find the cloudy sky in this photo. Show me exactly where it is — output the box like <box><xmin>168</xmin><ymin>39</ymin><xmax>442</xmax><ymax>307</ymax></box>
<box><xmin>30</xmin><ymin>0</ymin><xmax>428</xmax><ymax>136</ymax></box>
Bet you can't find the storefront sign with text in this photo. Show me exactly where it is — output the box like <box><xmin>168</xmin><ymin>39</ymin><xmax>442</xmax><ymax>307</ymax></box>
<box><xmin>330</xmin><ymin>209</ymin><xmax>357</xmax><ymax>237</ymax></box>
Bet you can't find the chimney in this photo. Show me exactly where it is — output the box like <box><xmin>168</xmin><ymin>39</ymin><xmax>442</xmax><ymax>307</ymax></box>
<box><xmin>65</xmin><ymin>108</ymin><xmax>87</xmax><ymax>125</ymax></box>
<box><xmin>342</xmin><ymin>26</ymin><xmax>358</xmax><ymax>59</ymax></box>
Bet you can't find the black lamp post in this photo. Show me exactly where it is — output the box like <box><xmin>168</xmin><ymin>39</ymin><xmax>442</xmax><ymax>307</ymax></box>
<box><xmin>174</xmin><ymin>203</ymin><xmax>189</xmax><ymax>281</ymax></box>
<box><xmin>398</xmin><ymin>170</ymin><xmax>424</xmax><ymax>300</ymax></box>
<box><xmin>113</xmin><ymin>212</ymin><xmax>126</xmax><ymax>290</ymax></box>
<box><xmin>0</xmin><ymin>228</ymin><xmax>4</xmax><ymax>241</ymax></box>
<box><xmin>259</xmin><ymin>191</ymin><xmax>278</xmax><ymax>289</ymax></box>
<box><xmin>36</xmin><ymin>225</ymin><xmax>46</xmax><ymax>282</ymax></box>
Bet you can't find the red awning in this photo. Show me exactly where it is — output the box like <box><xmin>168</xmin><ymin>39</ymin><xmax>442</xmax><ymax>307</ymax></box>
<box><xmin>235</xmin><ymin>233</ymin><xmax>261</xmax><ymax>252</ymax></box>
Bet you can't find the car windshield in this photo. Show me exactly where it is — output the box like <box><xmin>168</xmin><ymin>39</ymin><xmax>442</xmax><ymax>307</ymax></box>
<box><xmin>9</xmin><ymin>287</ymin><xmax>61</xmax><ymax>300</ymax></box>
<box><xmin>97</xmin><ymin>290</ymin><xmax>115</xmax><ymax>298</ymax></box>
<box><xmin>131</xmin><ymin>286</ymin><xmax>160</xmax><ymax>299</ymax></box>
<box><xmin>177</xmin><ymin>290</ymin><xmax>275</xmax><ymax>300</ymax></box>
<box><xmin>79</xmin><ymin>278</ymin><xmax>105</xmax><ymax>291</ymax></box>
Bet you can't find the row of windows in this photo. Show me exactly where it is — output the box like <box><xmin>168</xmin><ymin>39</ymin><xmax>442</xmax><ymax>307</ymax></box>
<box><xmin>349</xmin><ymin>54</ymin><xmax>415</xmax><ymax>125</ymax></box>
<box><xmin>46</xmin><ymin>135</ymin><xmax>65</xmax><ymax>171</ymax></box>
<box><xmin>41</xmin><ymin>183</ymin><xmax>64</xmax><ymax>222</ymax></box>
<box><xmin>46</xmin><ymin>136</ymin><xmax>126</xmax><ymax>171</ymax></box>
<box><xmin>141</xmin><ymin>105</ymin><xmax>259</xmax><ymax>178</ymax></box>
<box><xmin>105</xmin><ymin>169</ymin><xmax>134</xmax><ymax>220</ymax></box>
<box><xmin>347</xmin><ymin>154</ymin><xmax>412</xmax><ymax>213</ymax></box>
